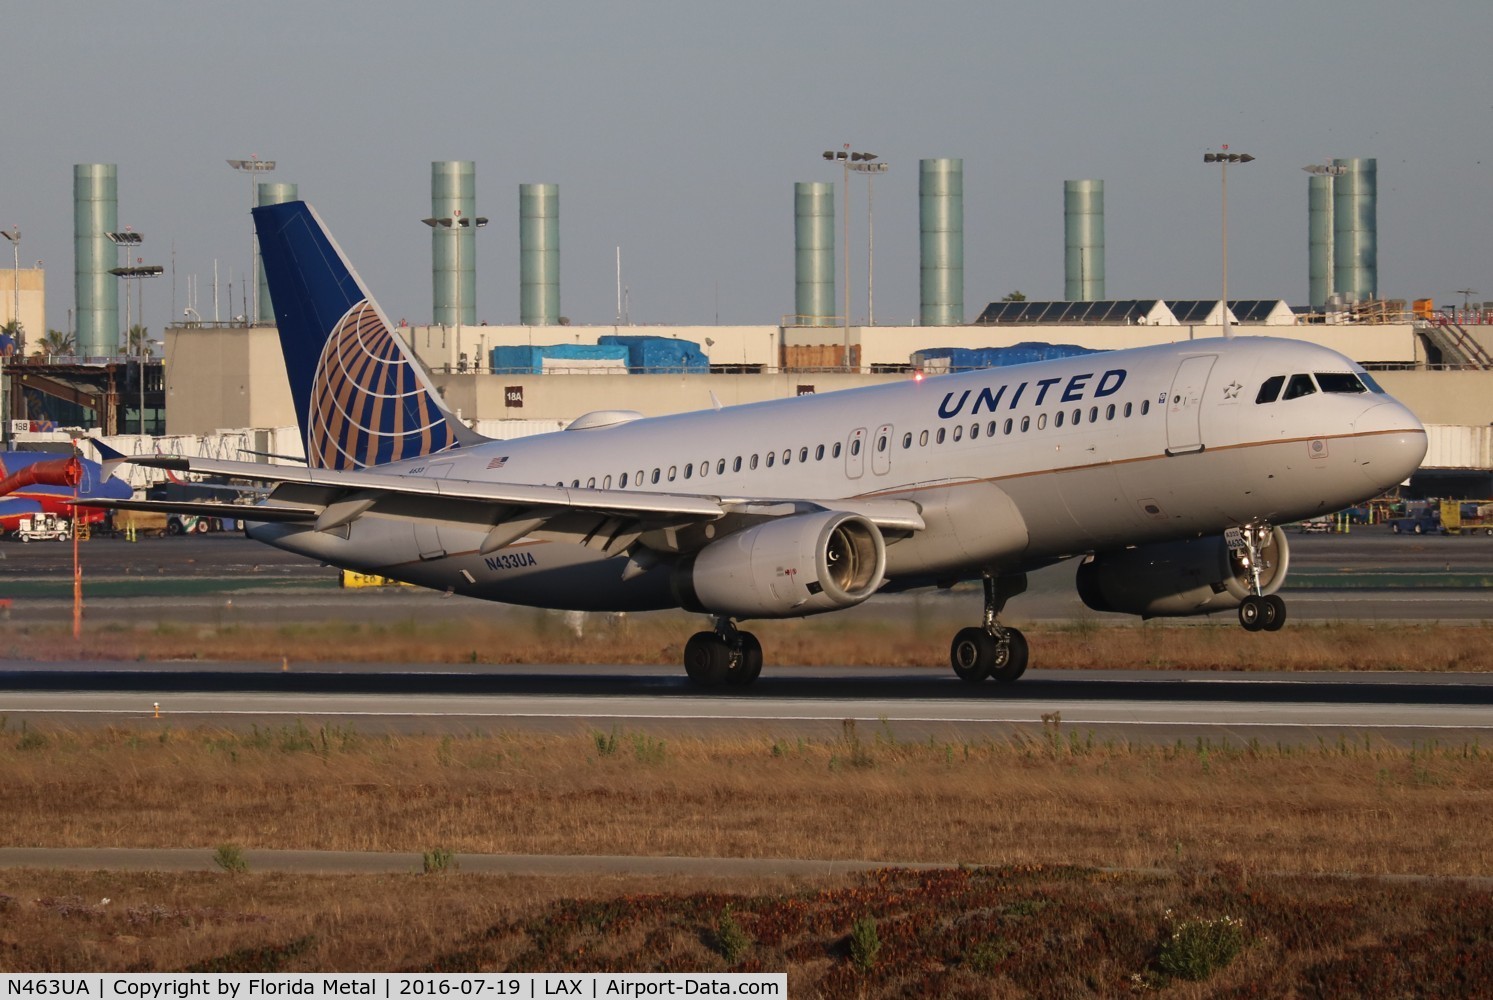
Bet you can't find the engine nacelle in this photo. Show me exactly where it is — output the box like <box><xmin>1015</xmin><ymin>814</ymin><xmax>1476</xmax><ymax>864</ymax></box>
<box><xmin>674</xmin><ymin>511</ymin><xmax>886</xmax><ymax>618</ymax></box>
<box><xmin>1075</xmin><ymin>526</ymin><xmax>1290</xmax><ymax>618</ymax></box>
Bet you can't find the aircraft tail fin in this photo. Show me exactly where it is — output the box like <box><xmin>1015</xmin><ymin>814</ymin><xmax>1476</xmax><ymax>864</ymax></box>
<box><xmin>252</xmin><ymin>201</ymin><xmax>483</xmax><ymax>471</ymax></box>
<box><xmin>87</xmin><ymin>438</ymin><xmax>130</xmax><ymax>481</ymax></box>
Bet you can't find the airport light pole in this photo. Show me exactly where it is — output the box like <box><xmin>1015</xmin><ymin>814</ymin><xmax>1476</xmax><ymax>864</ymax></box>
<box><xmin>227</xmin><ymin>156</ymin><xmax>276</xmax><ymax>324</ymax></box>
<box><xmin>822</xmin><ymin>147</ymin><xmax>878</xmax><ymax>369</ymax></box>
<box><xmin>849</xmin><ymin>160</ymin><xmax>888</xmax><ymax>327</ymax></box>
<box><xmin>108</xmin><ymin>259</ymin><xmax>163</xmax><ymax>435</ymax></box>
<box><xmin>421</xmin><ymin>212</ymin><xmax>488</xmax><ymax>371</ymax></box>
<box><xmin>0</xmin><ymin>226</ymin><xmax>18</xmax><ymax>443</ymax></box>
<box><xmin>1203</xmin><ymin>147</ymin><xmax>1254</xmax><ymax>338</ymax></box>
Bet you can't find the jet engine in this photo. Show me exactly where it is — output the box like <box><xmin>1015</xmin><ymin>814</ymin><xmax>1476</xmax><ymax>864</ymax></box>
<box><xmin>673</xmin><ymin>511</ymin><xmax>886</xmax><ymax>618</ymax></box>
<box><xmin>1075</xmin><ymin>526</ymin><xmax>1290</xmax><ymax>618</ymax></box>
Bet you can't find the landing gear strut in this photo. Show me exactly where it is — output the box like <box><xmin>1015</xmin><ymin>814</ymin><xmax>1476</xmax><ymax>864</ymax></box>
<box><xmin>684</xmin><ymin>618</ymin><xmax>763</xmax><ymax>688</ymax></box>
<box><xmin>949</xmin><ymin>572</ymin><xmax>1029</xmax><ymax>684</ymax></box>
<box><xmin>1232</xmin><ymin>523</ymin><xmax>1287</xmax><ymax>633</ymax></box>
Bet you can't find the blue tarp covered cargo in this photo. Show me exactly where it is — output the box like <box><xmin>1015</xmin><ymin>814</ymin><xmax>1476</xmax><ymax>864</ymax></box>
<box><xmin>598</xmin><ymin>335</ymin><xmax>709</xmax><ymax>373</ymax></box>
<box><xmin>910</xmin><ymin>342</ymin><xmax>1097</xmax><ymax>370</ymax></box>
<box><xmin>491</xmin><ymin>344</ymin><xmax>630</xmax><ymax>374</ymax></box>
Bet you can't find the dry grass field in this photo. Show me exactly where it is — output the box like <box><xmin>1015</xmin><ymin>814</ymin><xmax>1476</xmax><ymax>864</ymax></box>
<box><xmin>1</xmin><ymin>615</ymin><xmax>1491</xmax><ymax>671</ymax></box>
<box><xmin>1</xmin><ymin>724</ymin><xmax>1491</xmax><ymax>992</ymax></box>
<box><xmin>3</xmin><ymin>865</ymin><xmax>1490</xmax><ymax>996</ymax></box>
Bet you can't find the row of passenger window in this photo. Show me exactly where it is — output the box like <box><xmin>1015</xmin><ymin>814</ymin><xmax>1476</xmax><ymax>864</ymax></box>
<box><xmin>555</xmin><ymin>396</ymin><xmax>1155</xmax><ymax>490</ymax></box>
<box><xmin>1256</xmin><ymin>371</ymin><xmax>1378</xmax><ymax>404</ymax></box>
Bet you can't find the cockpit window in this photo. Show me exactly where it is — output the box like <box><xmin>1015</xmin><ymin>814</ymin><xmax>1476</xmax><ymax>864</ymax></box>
<box><xmin>1315</xmin><ymin>372</ymin><xmax>1368</xmax><ymax>394</ymax></box>
<box><xmin>1282</xmin><ymin>373</ymin><xmax>1318</xmax><ymax>401</ymax></box>
<box><xmin>1358</xmin><ymin>372</ymin><xmax>1387</xmax><ymax>394</ymax></box>
<box><xmin>1255</xmin><ymin>375</ymin><xmax>1285</xmax><ymax>404</ymax></box>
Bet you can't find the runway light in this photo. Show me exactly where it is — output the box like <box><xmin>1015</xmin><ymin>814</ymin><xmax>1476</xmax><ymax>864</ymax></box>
<box><xmin>153</xmin><ymin>702</ymin><xmax>160</xmax><ymax>719</ymax></box>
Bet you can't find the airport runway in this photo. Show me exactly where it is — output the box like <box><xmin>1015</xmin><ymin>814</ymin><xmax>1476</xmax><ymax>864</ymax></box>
<box><xmin>3</xmin><ymin>662</ymin><xmax>1490</xmax><ymax>746</ymax></box>
<box><xmin>0</xmin><ymin>532</ymin><xmax>1489</xmax><ymax>746</ymax></box>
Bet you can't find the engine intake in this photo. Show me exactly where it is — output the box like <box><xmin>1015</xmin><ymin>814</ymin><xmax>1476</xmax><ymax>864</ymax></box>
<box><xmin>1075</xmin><ymin>526</ymin><xmax>1290</xmax><ymax>618</ymax></box>
<box><xmin>674</xmin><ymin>511</ymin><xmax>886</xmax><ymax>618</ymax></box>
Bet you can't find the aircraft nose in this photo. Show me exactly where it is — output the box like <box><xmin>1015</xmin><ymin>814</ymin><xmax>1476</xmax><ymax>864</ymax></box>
<box><xmin>1353</xmin><ymin>400</ymin><xmax>1427</xmax><ymax>487</ymax></box>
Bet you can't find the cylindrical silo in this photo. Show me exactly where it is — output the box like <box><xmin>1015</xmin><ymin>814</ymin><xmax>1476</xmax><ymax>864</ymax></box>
<box><xmin>1332</xmin><ymin>157</ymin><xmax>1377</xmax><ymax>302</ymax></box>
<box><xmin>1063</xmin><ymin>179</ymin><xmax>1105</xmax><ymax>301</ymax></box>
<box><xmin>1307</xmin><ymin>174</ymin><xmax>1334</xmax><ymax>309</ymax></box>
<box><xmin>431</xmin><ymin>160</ymin><xmax>477</xmax><ymax>325</ymax></box>
<box><xmin>74</xmin><ymin>164</ymin><xmax>119</xmax><ymax>357</ymax></box>
<box><xmin>920</xmin><ymin>158</ymin><xmax>964</xmax><ymax>326</ymax></box>
<box><xmin>519</xmin><ymin>183</ymin><xmax>559</xmax><ymax>326</ymax></box>
<box><xmin>256</xmin><ymin>182</ymin><xmax>298</xmax><ymax>324</ymax></box>
<box><xmin>794</xmin><ymin>182</ymin><xmax>835</xmax><ymax>326</ymax></box>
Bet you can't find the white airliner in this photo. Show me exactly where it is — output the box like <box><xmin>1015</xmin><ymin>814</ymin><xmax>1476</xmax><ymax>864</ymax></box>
<box><xmin>93</xmin><ymin>201</ymin><xmax>1428</xmax><ymax>686</ymax></box>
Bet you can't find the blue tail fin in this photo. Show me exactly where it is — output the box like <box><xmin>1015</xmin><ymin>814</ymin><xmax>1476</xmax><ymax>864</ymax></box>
<box><xmin>253</xmin><ymin>201</ymin><xmax>477</xmax><ymax>470</ymax></box>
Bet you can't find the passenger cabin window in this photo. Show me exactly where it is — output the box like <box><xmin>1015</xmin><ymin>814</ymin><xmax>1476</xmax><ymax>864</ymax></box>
<box><xmin>902</xmin><ymin>432</ymin><xmax>912</xmax><ymax>449</ymax></box>
<box><xmin>1282</xmin><ymin>373</ymin><xmax>1318</xmax><ymax>401</ymax></box>
<box><xmin>1256</xmin><ymin>375</ymin><xmax>1285</xmax><ymax>404</ymax></box>
<box><xmin>1316</xmin><ymin>372</ymin><xmax>1368</xmax><ymax>394</ymax></box>
<box><xmin>832</xmin><ymin>443</ymin><xmax>842</xmax><ymax>458</ymax></box>
<box><xmin>815</xmin><ymin>444</ymin><xmax>825</xmax><ymax>460</ymax></box>
<box><xmin>766</xmin><ymin>452</ymin><xmax>775</xmax><ymax>468</ymax></box>
<box><xmin>1020</xmin><ymin>416</ymin><xmax>1030</xmax><ymax>432</ymax></box>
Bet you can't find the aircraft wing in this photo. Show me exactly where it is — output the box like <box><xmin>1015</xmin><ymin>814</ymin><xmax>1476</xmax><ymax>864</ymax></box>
<box><xmin>80</xmin><ymin>454</ymin><xmax>926</xmax><ymax>550</ymax></box>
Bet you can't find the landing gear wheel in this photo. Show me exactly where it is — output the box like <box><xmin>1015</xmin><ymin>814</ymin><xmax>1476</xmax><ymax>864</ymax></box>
<box><xmin>1239</xmin><ymin>595</ymin><xmax>1267</xmax><ymax>632</ymax></box>
<box><xmin>950</xmin><ymin>627</ymin><xmax>994</xmax><ymax>683</ymax></box>
<box><xmin>684</xmin><ymin>631</ymin><xmax>729</xmax><ymax>687</ymax></box>
<box><xmin>724</xmin><ymin>632</ymin><xmax>763</xmax><ymax>686</ymax></box>
<box><xmin>1262</xmin><ymin>594</ymin><xmax>1287</xmax><ymax>632</ymax></box>
<box><xmin>989</xmin><ymin>627</ymin><xmax>1029</xmax><ymax>683</ymax></box>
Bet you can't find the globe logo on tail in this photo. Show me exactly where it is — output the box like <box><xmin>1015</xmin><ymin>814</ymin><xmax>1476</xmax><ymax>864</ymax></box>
<box><xmin>308</xmin><ymin>300</ymin><xmax>457</xmax><ymax>470</ymax></box>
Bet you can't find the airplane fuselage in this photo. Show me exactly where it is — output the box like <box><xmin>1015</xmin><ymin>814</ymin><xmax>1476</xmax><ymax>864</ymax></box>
<box><xmin>249</xmin><ymin>335</ymin><xmax>1425</xmax><ymax>613</ymax></box>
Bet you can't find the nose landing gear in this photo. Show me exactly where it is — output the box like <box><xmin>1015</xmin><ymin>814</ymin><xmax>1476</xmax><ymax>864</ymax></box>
<box><xmin>1231</xmin><ymin>523</ymin><xmax>1287</xmax><ymax>632</ymax></box>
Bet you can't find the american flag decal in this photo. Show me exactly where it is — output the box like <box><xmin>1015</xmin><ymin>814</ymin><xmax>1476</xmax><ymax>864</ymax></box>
<box><xmin>487</xmin><ymin>456</ymin><xmax>509</xmax><ymax>469</ymax></box>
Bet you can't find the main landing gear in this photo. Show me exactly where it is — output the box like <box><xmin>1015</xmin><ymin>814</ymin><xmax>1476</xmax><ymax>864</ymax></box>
<box><xmin>949</xmin><ymin>571</ymin><xmax>1029</xmax><ymax>684</ymax></box>
<box><xmin>1232</xmin><ymin>522</ymin><xmax>1287</xmax><ymax>633</ymax></box>
<box><xmin>684</xmin><ymin>618</ymin><xmax>763</xmax><ymax>687</ymax></box>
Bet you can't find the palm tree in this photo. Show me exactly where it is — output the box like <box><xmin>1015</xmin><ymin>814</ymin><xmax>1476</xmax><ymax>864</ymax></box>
<box><xmin>36</xmin><ymin>329</ymin><xmax>76</xmax><ymax>358</ymax></box>
<box><xmin>126</xmin><ymin>324</ymin><xmax>153</xmax><ymax>358</ymax></box>
<box><xmin>0</xmin><ymin>318</ymin><xmax>22</xmax><ymax>357</ymax></box>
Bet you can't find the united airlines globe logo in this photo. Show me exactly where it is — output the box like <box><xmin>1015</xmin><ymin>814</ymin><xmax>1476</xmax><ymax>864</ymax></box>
<box><xmin>308</xmin><ymin>300</ymin><xmax>455</xmax><ymax>469</ymax></box>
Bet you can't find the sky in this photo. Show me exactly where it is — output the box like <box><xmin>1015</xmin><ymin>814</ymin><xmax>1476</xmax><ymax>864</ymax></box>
<box><xmin>6</xmin><ymin>0</ymin><xmax>1493</xmax><ymax>339</ymax></box>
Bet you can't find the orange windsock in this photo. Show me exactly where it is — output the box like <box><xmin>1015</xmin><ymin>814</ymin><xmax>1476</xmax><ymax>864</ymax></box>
<box><xmin>0</xmin><ymin>457</ymin><xmax>83</xmax><ymax>497</ymax></box>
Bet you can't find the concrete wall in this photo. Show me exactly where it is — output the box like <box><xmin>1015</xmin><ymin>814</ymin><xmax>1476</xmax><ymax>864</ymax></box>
<box><xmin>1372</xmin><ymin>370</ymin><xmax>1493</xmax><ymax>426</ymax></box>
<box><xmin>0</xmin><ymin>268</ymin><xmax>46</xmax><ymax>350</ymax></box>
<box><xmin>164</xmin><ymin>326</ymin><xmax>294</xmax><ymax>434</ymax></box>
<box><xmin>162</xmin><ymin>322</ymin><xmax>1455</xmax><ymax>435</ymax></box>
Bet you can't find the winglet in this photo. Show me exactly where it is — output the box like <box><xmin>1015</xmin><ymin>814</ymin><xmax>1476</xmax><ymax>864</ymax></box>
<box><xmin>86</xmin><ymin>438</ymin><xmax>130</xmax><ymax>481</ymax></box>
